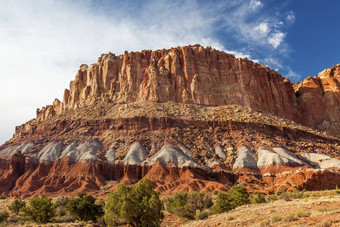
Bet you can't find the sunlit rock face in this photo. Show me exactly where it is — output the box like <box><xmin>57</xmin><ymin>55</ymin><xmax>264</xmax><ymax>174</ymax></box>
<box><xmin>1</xmin><ymin>45</ymin><xmax>340</xmax><ymax>198</ymax></box>
<box><xmin>34</xmin><ymin>45</ymin><xmax>300</xmax><ymax>123</ymax></box>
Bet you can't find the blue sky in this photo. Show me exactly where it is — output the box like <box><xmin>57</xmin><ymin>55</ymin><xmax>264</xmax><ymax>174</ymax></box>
<box><xmin>0</xmin><ymin>0</ymin><xmax>339</xmax><ymax>144</ymax></box>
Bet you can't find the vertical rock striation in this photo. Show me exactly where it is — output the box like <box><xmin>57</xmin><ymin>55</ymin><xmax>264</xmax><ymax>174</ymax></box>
<box><xmin>36</xmin><ymin>45</ymin><xmax>299</xmax><ymax>123</ymax></box>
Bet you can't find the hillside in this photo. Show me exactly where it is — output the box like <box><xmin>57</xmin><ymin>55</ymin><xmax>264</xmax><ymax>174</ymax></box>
<box><xmin>0</xmin><ymin>45</ymin><xmax>340</xmax><ymax>198</ymax></box>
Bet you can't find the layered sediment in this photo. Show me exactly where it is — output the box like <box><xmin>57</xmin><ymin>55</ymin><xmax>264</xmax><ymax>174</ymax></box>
<box><xmin>1</xmin><ymin>45</ymin><xmax>340</xmax><ymax>198</ymax></box>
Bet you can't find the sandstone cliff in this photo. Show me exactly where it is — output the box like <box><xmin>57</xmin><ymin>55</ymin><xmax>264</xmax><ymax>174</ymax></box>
<box><xmin>36</xmin><ymin>44</ymin><xmax>299</xmax><ymax>123</ymax></box>
<box><xmin>1</xmin><ymin>45</ymin><xmax>340</xmax><ymax>198</ymax></box>
<box><xmin>295</xmin><ymin>64</ymin><xmax>340</xmax><ymax>130</ymax></box>
<box><xmin>35</xmin><ymin>45</ymin><xmax>340</xmax><ymax>134</ymax></box>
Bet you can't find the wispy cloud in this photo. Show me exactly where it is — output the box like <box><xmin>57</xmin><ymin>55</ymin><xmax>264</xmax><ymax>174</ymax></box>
<box><xmin>250</xmin><ymin>0</ymin><xmax>263</xmax><ymax>11</ymax></box>
<box><xmin>268</xmin><ymin>32</ymin><xmax>286</xmax><ymax>49</ymax></box>
<box><xmin>218</xmin><ymin>0</ymin><xmax>294</xmax><ymax>50</ymax></box>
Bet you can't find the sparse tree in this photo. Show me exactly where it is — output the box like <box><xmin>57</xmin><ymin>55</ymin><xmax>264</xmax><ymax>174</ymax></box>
<box><xmin>212</xmin><ymin>185</ymin><xmax>250</xmax><ymax>214</ymax></box>
<box><xmin>165</xmin><ymin>191</ymin><xmax>212</xmax><ymax>220</ymax></box>
<box><xmin>8</xmin><ymin>199</ymin><xmax>26</xmax><ymax>215</ymax></box>
<box><xmin>251</xmin><ymin>193</ymin><xmax>266</xmax><ymax>204</ymax></box>
<box><xmin>227</xmin><ymin>184</ymin><xmax>250</xmax><ymax>208</ymax></box>
<box><xmin>65</xmin><ymin>192</ymin><xmax>103</xmax><ymax>222</ymax></box>
<box><xmin>23</xmin><ymin>194</ymin><xmax>56</xmax><ymax>223</ymax></box>
<box><xmin>105</xmin><ymin>179</ymin><xmax>164</xmax><ymax>227</ymax></box>
<box><xmin>0</xmin><ymin>211</ymin><xmax>9</xmax><ymax>223</ymax></box>
<box><xmin>212</xmin><ymin>192</ymin><xmax>232</xmax><ymax>214</ymax></box>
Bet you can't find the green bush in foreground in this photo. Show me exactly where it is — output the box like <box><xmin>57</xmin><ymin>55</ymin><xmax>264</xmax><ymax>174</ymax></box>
<box><xmin>105</xmin><ymin>179</ymin><xmax>164</xmax><ymax>227</ymax></box>
<box><xmin>165</xmin><ymin>191</ymin><xmax>212</xmax><ymax>220</ymax></box>
<box><xmin>228</xmin><ymin>185</ymin><xmax>250</xmax><ymax>208</ymax></box>
<box><xmin>165</xmin><ymin>193</ymin><xmax>192</xmax><ymax>220</ymax></box>
<box><xmin>212</xmin><ymin>185</ymin><xmax>250</xmax><ymax>214</ymax></box>
<box><xmin>8</xmin><ymin>199</ymin><xmax>26</xmax><ymax>215</ymax></box>
<box><xmin>251</xmin><ymin>193</ymin><xmax>266</xmax><ymax>204</ymax></box>
<box><xmin>212</xmin><ymin>192</ymin><xmax>232</xmax><ymax>214</ymax></box>
<box><xmin>23</xmin><ymin>194</ymin><xmax>56</xmax><ymax>223</ymax></box>
<box><xmin>195</xmin><ymin>210</ymin><xmax>209</xmax><ymax>220</ymax></box>
<box><xmin>54</xmin><ymin>196</ymin><xmax>69</xmax><ymax>217</ymax></box>
<box><xmin>66</xmin><ymin>192</ymin><xmax>104</xmax><ymax>222</ymax></box>
<box><xmin>0</xmin><ymin>211</ymin><xmax>9</xmax><ymax>223</ymax></box>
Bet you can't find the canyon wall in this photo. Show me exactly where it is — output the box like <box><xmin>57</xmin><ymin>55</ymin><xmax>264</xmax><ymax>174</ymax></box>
<box><xmin>36</xmin><ymin>45</ymin><xmax>300</xmax><ymax>123</ymax></box>
<box><xmin>1</xmin><ymin>45</ymin><xmax>340</xmax><ymax>197</ymax></box>
<box><xmin>36</xmin><ymin>45</ymin><xmax>340</xmax><ymax>131</ymax></box>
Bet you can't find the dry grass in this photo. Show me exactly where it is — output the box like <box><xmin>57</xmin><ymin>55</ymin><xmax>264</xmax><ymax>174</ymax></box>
<box><xmin>0</xmin><ymin>192</ymin><xmax>339</xmax><ymax>226</ymax></box>
<box><xmin>182</xmin><ymin>193</ymin><xmax>340</xmax><ymax>227</ymax></box>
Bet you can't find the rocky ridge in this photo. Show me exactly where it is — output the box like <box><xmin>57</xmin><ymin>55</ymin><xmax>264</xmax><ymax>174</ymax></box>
<box><xmin>1</xmin><ymin>45</ymin><xmax>340</xmax><ymax>198</ymax></box>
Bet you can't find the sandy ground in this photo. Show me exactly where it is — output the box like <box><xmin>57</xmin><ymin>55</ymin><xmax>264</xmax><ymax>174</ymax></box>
<box><xmin>181</xmin><ymin>195</ymin><xmax>340</xmax><ymax>227</ymax></box>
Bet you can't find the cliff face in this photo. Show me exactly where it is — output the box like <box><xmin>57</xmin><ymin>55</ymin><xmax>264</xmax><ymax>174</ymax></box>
<box><xmin>1</xmin><ymin>45</ymin><xmax>340</xmax><ymax>198</ymax></box>
<box><xmin>36</xmin><ymin>45</ymin><xmax>299</xmax><ymax>123</ymax></box>
<box><xmin>36</xmin><ymin>45</ymin><xmax>340</xmax><ymax>132</ymax></box>
<box><xmin>295</xmin><ymin>64</ymin><xmax>340</xmax><ymax>128</ymax></box>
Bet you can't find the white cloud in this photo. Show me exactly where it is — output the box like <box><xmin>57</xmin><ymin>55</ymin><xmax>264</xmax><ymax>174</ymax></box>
<box><xmin>254</xmin><ymin>23</ymin><xmax>270</xmax><ymax>37</ymax></box>
<box><xmin>219</xmin><ymin>0</ymin><xmax>292</xmax><ymax>52</ymax></box>
<box><xmin>287</xmin><ymin>11</ymin><xmax>296</xmax><ymax>23</ymax></box>
<box><xmin>268</xmin><ymin>32</ymin><xmax>286</xmax><ymax>48</ymax></box>
<box><xmin>286</xmin><ymin>67</ymin><xmax>301</xmax><ymax>78</ymax></box>
<box><xmin>263</xmin><ymin>58</ymin><xmax>301</xmax><ymax>79</ymax></box>
<box><xmin>224</xmin><ymin>49</ymin><xmax>251</xmax><ymax>59</ymax></box>
<box><xmin>250</xmin><ymin>0</ymin><xmax>263</xmax><ymax>11</ymax></box>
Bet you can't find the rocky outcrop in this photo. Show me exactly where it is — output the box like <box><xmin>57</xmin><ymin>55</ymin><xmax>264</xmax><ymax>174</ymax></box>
<box><xmin>295</xmin><ymin>64</ymin><xmax>340</xmax><ymax>129</ymax></box>
<box><xmin>35</xmin><ymin>45</ymin><xmax>300</xmax><ymax>123</ymax></box>
<box><xmin>1</xmin><ymin>140</ymin><xmax>339</xmax><ymax>197</ymax></box>
<box><xmin>32</xmin><ymin>46</ymin><xmax>340</xmax><ymax>136</ymax></box>
<box><xmin>1</xmin><ymin>45</ymin><xmax>340</xmax><ymax>197</ymax></box>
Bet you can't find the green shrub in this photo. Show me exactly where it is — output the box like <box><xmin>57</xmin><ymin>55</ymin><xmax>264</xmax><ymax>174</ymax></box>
<box><xmin>0</xmin><ymin>195</ymin><xmax>6</xmax><ymax>200</ymax></box>
<box><xmin>55</xmin><ymin>196</ymin><xmax>69</xmax><ymax>217</ymax></box>
<box><xmin>165</xmin><ymin>191</ymin><xmax>212</xmax><ymax>220</ymax></box>
<box><xmin>195</xmin><ymin>210</ymin><xmax>209</xmax><ymax>220</ymax></box>
<box><xmin>278</xmin><ymin>189</ymin><xmax>292</xmax><ymax>201</ymax></box>
<box><xmin>8</xmin><ymin>199</ymin><xmax>26</xmax><ymax>215</ymax></box>
<box><xmin>211</xmin><ymin>192</ymin><xmax>232</xmax><ymax>214</ymax></box>
<box><xmin>187</xmin><ymin>191</ymin><xmax>213</xmax><ymax>213</ymax></box>
<box><xmin>295</xmin><ymin>210</ymin><xmax>310</xmax><ymax>217</ymax></box>
<box><xmin>165</xmin><ymin>193</ymin><xmax>192</xmax><ymax>220</ymax></box>
<box><xmin>251</xmin><ymin>193</ymin><xmax>266</xmax><ymax>204</ymax></box>
<box><xmin>0</xmin><ymin>211</ymin><xmax>9</xmax><ymax>223</ymax></box>
<box><xmin>105</xmin><ymin>179</ymin><xmax>164</xmax><ymax>227</ymax></box>
<box><xmin>227</xmin><ymin>215</ymin><xmax>234</xmax><ymax>220</ymax></box>
<box><xmin>270</xmin><ymin>214</ymin><xmax>282</xmax><ymax>223</ymax></box>
<box><xmin>23</xmin><ymin>194</ymin><xmax>56</xmax><ymax>223</ymax></box>
<box><xmin>291</xmin><ymin>188</ymin><xmax>305</xmax><ymax>199</ymax></box>
<box><xmin>66</xmin><ymin>192</ymin><xmax>103</xmax><ymax>222</ymax></box>
<box><xmin>283</xmin><ymin>213</ymin><xmax>296</xmax><ymax>222</ymax></box>
<box><xmin>259</xmin><ymin>219</ymin><xmax>270</xmax><ymax>227</ymax></box>
<box><xmin>212</xmin><ymin>185</ymin><xmax>250</xmax><ymax>214</ymax></box>
<box><xmin>265</xmin><ymin>194</ymin><xmax>278</xmax><ymax>202</ymax></box>
<box><xmin>227</xmin><ymin>185</ymin><xmax>250</xmax><ymax>209</ymax></box>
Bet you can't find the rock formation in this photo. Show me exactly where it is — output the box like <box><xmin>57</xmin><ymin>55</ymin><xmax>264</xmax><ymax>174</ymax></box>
<box><xmin>1</xmin><ymin>44</ymin><xmax>340</xmax><ymax>198</ymax></box>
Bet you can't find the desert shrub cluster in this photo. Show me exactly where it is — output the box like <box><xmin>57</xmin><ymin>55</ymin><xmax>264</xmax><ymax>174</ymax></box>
<box><xmin>164</xmin><ymin>191</ymin><xmax>213</xmax><ymax>220</ymax></box>
<box><xmin>212</xmin><ymin>184</ymin><xmax>250</xmax><ymax>214</ymax></box>
<box><xmin>104</xmin><ymin>179</ymin><xmax>164</xmax><ymax>227</ymax></box>
<box><xmin>0</xmin><ymin>183</ymin><xmax>253</xmax><ymax>225</ymax></box>
<box><xmin>3</xmin><ymin>183</ymin><xmax>330</xmax><ymax>226</ymax></box>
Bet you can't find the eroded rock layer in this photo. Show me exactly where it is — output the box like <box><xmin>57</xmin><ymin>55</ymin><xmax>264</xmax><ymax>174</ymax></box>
<box><xmin>1</xmin><ymin>45</ymin><xmax>340</xmax><ymax>197</ymax></box>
